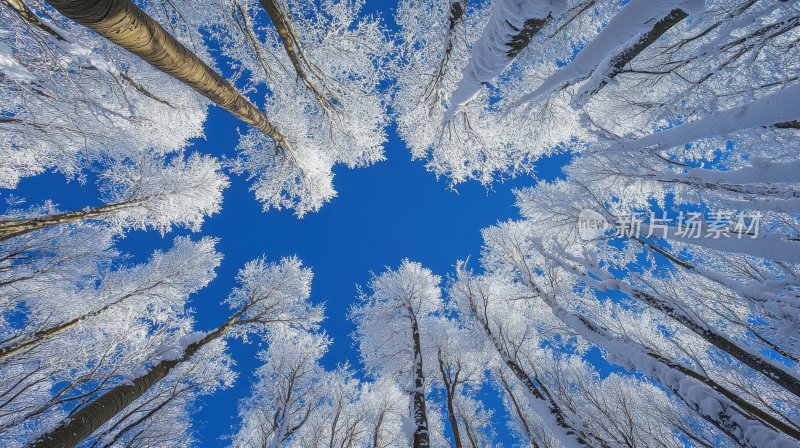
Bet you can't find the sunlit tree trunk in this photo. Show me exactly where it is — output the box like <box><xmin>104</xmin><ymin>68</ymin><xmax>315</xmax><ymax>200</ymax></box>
<box><xmin>0</xmin><ymin>201</ymin><xmax>138</xmax><ymax>242</ymax></box>
<box><xmin>43</xmin><ymin>0</ymin><xmax>290</xmax><ymax>148</ymax></box>
<box><xmin>30</xmin><ymin>307</ymin><xmax>245</xmax><ymax>448</ymax></box>
<box><xmin>630</xmin><ymin>284</ymin><xmax>800</xmax><ymax>398</ymax></box>
<box><xmin>443</xmin><ymin>0</ymin><xmax>555</xmax><ymax>121</ymax></box>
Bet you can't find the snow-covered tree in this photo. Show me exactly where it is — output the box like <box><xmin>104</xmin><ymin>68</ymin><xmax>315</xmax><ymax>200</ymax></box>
<box><xmin>0</xmin><ymin>0</ymin><xmax>209</xmax><ymax>187</ymax></box>
<box><xmin>0</xmin><ymin>235</ymin><xmax>220</xmax><ymax>361</ymax></box>
<box><xmin>85</xmin><ymin>338</ymin><xmax>236</xmax><ymax>448</ymax></box>
<box><xmin>0</xmin><ymin>151</ymin><xmax>228</xmax><ymax>241</ymax></box>
<box><xmin>233</xmin><ymin>329</ymin><xmax>329</xmax><ymax>448</ymax></box>
<box><xmin>449</xmin><ymin>261</ymin><xmax>610</xmax><ymax>448</ymax></box>
<box><xmin>425</xmin><ymin>317</ymin><xmax>494</xmax><ymax>448</ymax></box>
<box><xmin>218</xmin><ymin>0</ymin><xmax>395</xmax><ymax>215</ymax></box>
<box><xmin>29</xmin><ymin>255</ymin><xmax>322</xmax><ymax>448</ymax></box>
<box><xmin>395</xmin><ymin>0</ymin><xmax>799</xmax><ymax>192</ymax></box>
<box><xmin>471</xmin><ymin>218</ymin><xmax>799</xmax><ymax>447</ymax></box>
<box><xmin>3</xmin><ymin>0</ymin><xmax>394</xmax><ymax>218</ymax></box>
<box><xmin>350</xmin><ymin>259</ymin><xmax>444</xmax><ymax>448</ymax></box>
<box><xmin>0</xmin><ymin>235</ymin><xmax>221</xmax><ymax>447</ymax></box>
<box><xmin>43</xmin><ymin>0</ymin><xmax>290</xmax><ymax>146</ymax></box>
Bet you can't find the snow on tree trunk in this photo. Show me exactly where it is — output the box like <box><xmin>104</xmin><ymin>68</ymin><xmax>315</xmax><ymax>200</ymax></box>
<box><xmin>526</xmin><ymin>277</ymin><xmax>797</xmax><ymax>448</ymax></box>
<box><xmin>408</xmin><ymin>310</ymin><xmax>431</xmax><ymax>448</ymax></box>
<box><xmin>607</xmin><ymin>83</ymin><xmax>800</xmax><ymax>154</ymax></box>
<box><xmin>43</xmin><ymin>0</ymin><xmax>291</xmax><ymax>149</ymax></box>
<box><xmin>510</xmin><ymin>0</ymin><xmax>697</xmax><ymax>110</ymax></box>
<box><xmin>619</xmin><ymin>236</ymin><xmax>800</xmax><ymax>327</ymax></box>
<box><xmin>443</xmin><ymin>0</ymin><xmax>566</xmax><ymax>122</ymax></box>
<box><xmin>548</xmin><ymin>248</ymin><xmax>800</xmax><ymax>400</ymax></box>
<box><xmin>422</xmin><ymin>0</ymin><xmax>468</xmax><ymax>104</ymax></box>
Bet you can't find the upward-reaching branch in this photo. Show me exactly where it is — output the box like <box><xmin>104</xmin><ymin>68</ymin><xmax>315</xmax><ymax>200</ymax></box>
<box><xmin>421</xmin><ymin>1</ymin><xmax>466</xmax><ymax>106</ymax></box>
<box><xmin>42</xmin><ymin>0</ymin><xmax>291</xmax><ymax>150</ymax></box>
<box><xmin>258</xmin><ymin>0</ymin><xmax>336</xmax><ymax>111</ymax></box>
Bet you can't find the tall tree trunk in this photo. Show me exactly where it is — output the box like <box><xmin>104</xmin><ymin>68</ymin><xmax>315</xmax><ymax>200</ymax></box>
<box><xmin>520</xmin><ymin>272</ymin><xmax>799</xmax><ymax>446</ymax></box>
<box><xmin>650</xmin><ymin>176</ymin><xmax>800</xmax><ymax>198</ymax></box>
<box><xmin>258</xmin><ymin>0</ymin><xmax>334</xmax><ymax>110</ymax></box>
<box><xmin>437</xmin><ymin>350</ymin><xmax>463</xmax><ymax>448</ymax></box>
<box><xmin>552</xmin><ymin>243</ymin><xmax>800</xmax><ymax>436</ymax></box>
<box><xmin>629</xmin><ymin>237</ymin><xmax>800</xmax><ymax>362</ymax></box>
<box><xmin>460</xmin><ymin>415</ymin><xmax>479</xmax><ymax>448</ymax></box>
<box><xmin>556</xmin><ymin>248</ymin><xmax>800</xmax><ymax>399</ymax></box>
<box><xmin>629</xmin><ymin>285</ymin><xmax>800</xmax><ymax>399</ymax></box>
<box><xmin>421</xmin><ymin>0</ymin><xmax>466</xmax><ymax>105</ymax></box>
<box><xmin>29</xmin><ymin>308</ymin><xmax>246</xmax><ymax>448</ymax></box>
<box><xmin>510</xmin><ymin>3</ymin><xmax>699</xmax><ymax>111</ymax></box>
<box><xmin>580</xmin><ymin>8</ymin><xmax>688</xmax><ymax>98</ymax></box>
<box><xmin>464</xmin><ymin>291</ymin><xmax>601</xmax><ymax>447</ymax></box>
<box><xmin>749</xmin><ymin>327</ymin><xmax>799</xmax><ymax>363</ymax></box>
<box><xmin>631</xmin><ymin>236</ymin><xmax>800</xmax><ymax>317</ymax></box>
<box><xmin>497</xmin><ymin>372</ymin><xmax>540</xmax><ymax>448</ymax></box>
<box><xmin>371</xmin><ymin>409</ymin><xmax>385</xmax><ymax>448</ymax></box>
<box><xmin>42</xmin><ymin>0</ymin><xmax>290</xmax><ymax>149</ymax></box>
<box><xmin>407</xmin><ymin>310</ymin><xmax>430</xmax><ymax>448</ymax></box>
<box><xmin>97</xmin><ymin>390</ymin><xmax>180</xmax><ymax>448</ymax></box>
<box><xmin>0</xmin><ymin>201</ymin><xmax>137</xmax><ymax>242</ymax></box>
<box><xmin>653</xmin><ymin>347</ymin><xmax>800</xmax><ymax>439</ymax></box>
<box><xmin>443</xmin><ymin>0</ymin><xmax>555</xmax><ymax>121</ymax></box>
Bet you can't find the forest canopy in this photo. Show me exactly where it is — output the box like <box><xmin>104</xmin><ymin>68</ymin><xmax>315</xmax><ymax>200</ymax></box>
<box><xmin>1</xmin><ymin>0</ymin><xmax>799</xmax><ymax>447</ymax></box>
